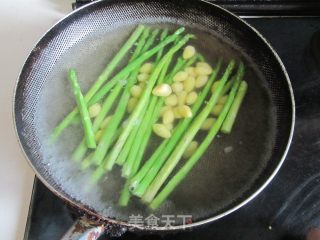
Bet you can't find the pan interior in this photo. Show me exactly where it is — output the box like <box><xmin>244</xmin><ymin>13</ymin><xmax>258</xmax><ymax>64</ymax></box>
<box><xmin>15</xmin><ymin>0</ymin><xmax>292</xmax><ymax>228</ymax></box>
<box><xmin>35</xmin><ymin>23</ymin><xmax>274</xmax><ymax>225</ymax></box>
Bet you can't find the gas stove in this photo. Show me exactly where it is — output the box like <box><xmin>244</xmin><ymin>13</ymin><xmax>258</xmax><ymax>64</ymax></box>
<box><xmin>24</xmin><ymin>1</ymin><xmax>320</xmax><ymax>240</ymax></box>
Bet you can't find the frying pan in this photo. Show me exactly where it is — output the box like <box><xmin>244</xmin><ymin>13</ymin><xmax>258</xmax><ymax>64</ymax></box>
<box><xmin>13</xmin><ymin>0</ymin><xmax>295</xmax><ymax>238</ymax></box>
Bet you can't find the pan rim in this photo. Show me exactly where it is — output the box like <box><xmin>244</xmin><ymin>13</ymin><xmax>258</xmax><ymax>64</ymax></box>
<box><xmin>12</xmin><ymin>0</ymin><xmax>295</xmax><ymax>231</ymax></box>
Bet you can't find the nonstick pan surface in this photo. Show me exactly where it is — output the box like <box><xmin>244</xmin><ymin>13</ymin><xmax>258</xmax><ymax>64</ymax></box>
<box><xmin>14</xmin><ymin>0</ymin><xmax>294</xmax><ymax>230</ymax></box>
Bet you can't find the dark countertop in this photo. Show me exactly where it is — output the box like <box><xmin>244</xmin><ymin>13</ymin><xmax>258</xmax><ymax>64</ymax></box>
<box><xmin>25</xmin><ymin>17</ymin><xmax>320</xmax><ymax>240</ymax></box>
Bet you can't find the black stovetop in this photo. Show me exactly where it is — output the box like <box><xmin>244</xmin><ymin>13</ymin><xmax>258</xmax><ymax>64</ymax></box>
<box><xmin>24</xmin><ymin>8</ymin><xmax>320</xmax><ymax>240</ymax></box>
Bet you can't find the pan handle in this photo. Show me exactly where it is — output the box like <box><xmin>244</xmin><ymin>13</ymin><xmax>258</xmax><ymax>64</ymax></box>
<box><xmin>61</xmin><ymin>217</ymin><xmax>105</xmax><ymax>240</ymax></box>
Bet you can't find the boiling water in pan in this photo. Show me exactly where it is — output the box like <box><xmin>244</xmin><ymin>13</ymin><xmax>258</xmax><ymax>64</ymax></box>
<box><xmin>37</xmin><ymin>24</ymin><xmax>275</xmax><ymax>225</ymax></box>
